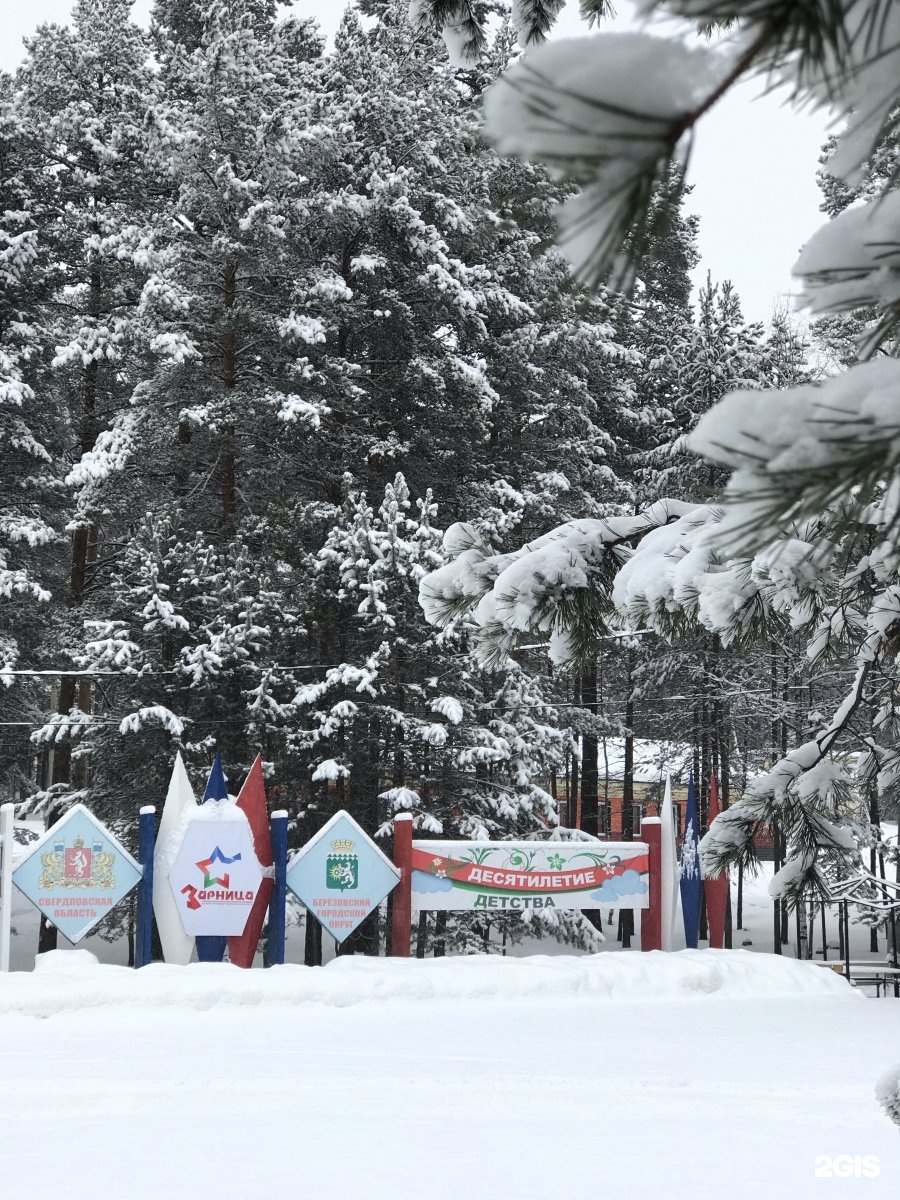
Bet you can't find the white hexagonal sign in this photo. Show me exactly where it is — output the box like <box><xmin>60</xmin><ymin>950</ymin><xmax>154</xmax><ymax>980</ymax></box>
<box><xmin>286</xmin><ymin>810</ymin><xmax>400</xmax><ymax>943</ymax></box>
<box><xmin>12</xmin><ymin>804</ymin><xmax>142</xmax><ymax>944</ymax></box>
<box><xmin>168</xmin><ymin>804</ymin><xmax>263</xmax><ymax>937</ymax></box>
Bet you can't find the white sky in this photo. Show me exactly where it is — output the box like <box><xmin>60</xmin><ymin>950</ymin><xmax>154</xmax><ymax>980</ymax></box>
<box><xmin>1</xmin><ymin>0</ymin><xmax>832</xmax><ymax>323</ymax></box>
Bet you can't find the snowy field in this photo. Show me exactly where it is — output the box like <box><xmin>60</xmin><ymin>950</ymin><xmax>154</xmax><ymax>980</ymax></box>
<box><xmin>1</xmin><ymin>949</ymin><xmax>896</xmax><ymax>1200</ymax></box>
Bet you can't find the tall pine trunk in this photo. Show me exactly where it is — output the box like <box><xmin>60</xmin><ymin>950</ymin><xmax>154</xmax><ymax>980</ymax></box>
<box><xmin>579</xmin><ymin>662</ymin><xmax>603</xmax><ymax>934</ymax></box>
<box><xmin>220</xmin><ymin>259</ymin><xmax>238</xmax><ymax>530</ymax></box>
<box><xmin>42</xmin><ymin>271</ymin><xmax>103</xmax><ymax>955</ymax></box>
<box><xmin>770</xmin><ymin>642</ymin><xmax>783</xmax><ymax>954</ymax></box>
<box><xmin>580</xmin><ymin>663</ymin><xmax>599</xmax><ymax>837</ymax></box>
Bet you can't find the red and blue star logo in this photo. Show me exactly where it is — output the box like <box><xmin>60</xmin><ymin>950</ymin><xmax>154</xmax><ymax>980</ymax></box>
<box><xmin>196</xmin><ymin>845</ymin><xmax>242</xmax><ymax>888</ymax></box>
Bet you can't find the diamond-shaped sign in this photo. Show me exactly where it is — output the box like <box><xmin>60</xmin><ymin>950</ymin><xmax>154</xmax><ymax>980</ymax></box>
<box><xmin>287</xmin><ymin>811</ymin><xmax>400</xmax><ymax>944</ymax></box>
<box><xmin>168</xmin><ymin>805</ymin><xmax>264</xmax><ymax>937</ymax></box>
<box><xmin>12</xmin><ymin>804</ymin><xmax>142</xmax><ymax>944</ymax></box>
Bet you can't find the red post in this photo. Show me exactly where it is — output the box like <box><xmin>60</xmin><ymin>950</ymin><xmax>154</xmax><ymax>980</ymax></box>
<box><xmin>228</xmin><ymin>755</ymin><xmax>273</xmax><ymax>969</ymax></box>
<box><xmin>390</xmin><ymin>814</ymin><xmax>413</xmax><ymax>957</ymax></box>
<box><xmin>705</xmin><ymin>775</ymin><xmax>728</xmax><ymax>948</ymax></box>
<box><xmin>640</xmin><ymin>817</ymin><xmax>662</xmax><ymax>952</ymax></box>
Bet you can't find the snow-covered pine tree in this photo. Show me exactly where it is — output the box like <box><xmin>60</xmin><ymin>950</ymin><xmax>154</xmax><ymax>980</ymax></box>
<box><xmin>617</xmin><ymin>175</ymin><xmax>698</xmax><ymax>498</ymax></box>
<box><xmin>600</xmin><ymin>183</ymin><xmax>702</xmax><ymax>846</ymax></box>
<box><xmin>414</xmin><ymin>0</ymin><xmax>900</xmax><ymax>917</ymax></box>
<box><xmin>292</xmin><ymin>472</ymin><xmax>573</xmax><ymax>953</ymax></box>
<box><xmin>286</xmin><ymin>3</ymin><xmax>642</xmax><ymax>884</ymax></box>
<box><xmin>812</xmin><ymin>122</ymin><xmax>900</xmax><ymax>369</ymax></box>
<box><xmin>40</xmin><ymin>513</ymin><xmax>304</xmax><ymax>821</ymax></box>
<box><xmin>14</xmin><ymin>0</ymin><xmax>165</xmax><ymax>823</ymax></box>
<box><xmin>286</xmin><ymin>4</ymin><xmax>502</xmax><ymax>513</ymax></box>
<box><xmin>294</xmin><ymin>5</ymin><xmax>635</xmax><ymax>535</ymax></box>
<box><xmin>142</xmin><ymin>0</ymin><xmax>328</xmax><ymax>533</ymax></box>
<box><xmin>640</xmin><ymin>275</ymin><xmax>766</xmax><ymax>501</ymax></box>
<box><xmin>0</xmin><ymin>81</ymin><xmax>60</xmax><ymax>794</ymax></box>
<box><xmin>610</xmin><ymin>499</ymin><xmax>869</xmax><ymax>905</ymax></box>
<box><xmin>419</xmin><ymin>9</ymin><xmax>648</xmax><ymax>856</ymax></box>
<box><xmin>457</xmin><ymin>19</ymin><xmax>638</xmax><ymax>539</ymax></box>
<box><xmin>25</xmin><ymin>0</ymin><xmax>640</xmax><ymax>836</ymax></box>
<box><xmin>689</xmin><ymin>167</ymin><xmax>900</xmax><ymax>907</ymax></box>
<box><xmin>623</xmin><ymin>265</ymin><xmax>771</xmax><ymax>857</ymax></box>
<box><xmin>293</xmin><ymin>474</ymin><xmax>565</xmax><ymax>833</ymax></box>
<box><xmin>29</xmin><ymin>0</ymin><xmax>330</xmax><ymax>811</ymax></box>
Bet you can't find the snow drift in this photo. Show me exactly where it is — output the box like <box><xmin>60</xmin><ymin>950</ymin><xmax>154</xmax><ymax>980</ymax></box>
<box><xmin>0</xmin><ymin>948</ymin><xmax>856</xmax><ymax>1017</ymax></box>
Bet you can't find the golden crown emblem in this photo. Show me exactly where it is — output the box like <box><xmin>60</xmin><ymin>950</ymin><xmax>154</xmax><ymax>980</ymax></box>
<box><xmin>73</xmin><ymin>836</ymin><xmax>85</xmax><ymax>848</ymax></box>
<box><xmin>330</xmin><ymin>838</ymin><xmax>355</xmax><ymax>854</ymax></box>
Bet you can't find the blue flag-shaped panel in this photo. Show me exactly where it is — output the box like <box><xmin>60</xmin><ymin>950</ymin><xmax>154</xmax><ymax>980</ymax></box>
<box><xmin>196</xmin><ymin>751</ymin><xmax>229</xmax><ymax>962</ymax></box>
<box><xmin>680</xmin><ymin>771</ymin><xmax>702</xmax><ymax>948</ymax></box>
<box><xmin>202</xmin><ymin>752</ymin><xmax>229</xmax><ymax>802</ymax></box>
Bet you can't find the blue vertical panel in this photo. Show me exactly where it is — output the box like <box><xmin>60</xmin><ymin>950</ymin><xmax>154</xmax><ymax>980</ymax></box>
<box><xmin>135</xmin><ymin>806</ymin><xmax>156</xmax><ymax>968</ymax></box>
<box><xmin>680</xmin><ymin>771</ymin><xmax>702</xmax><ymax>948</ymax></box>
<box><xmin>265</xmin><ymin>812</ymin><xmax>288</xmax><ymax>967</ymax></box>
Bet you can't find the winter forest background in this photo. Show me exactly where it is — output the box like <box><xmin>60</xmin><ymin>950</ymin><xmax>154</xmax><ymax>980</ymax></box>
<box><xmin>2</xmin><ymin>0</ymin><xmax>898</xmax><ymax>957</ymax></box>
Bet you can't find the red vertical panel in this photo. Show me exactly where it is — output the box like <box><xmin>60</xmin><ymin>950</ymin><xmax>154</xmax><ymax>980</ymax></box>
<box><xmin>640</xmin><ymin>819</ymin><xmax>662</xmax><ymax>952</ymax></box>
<box><xmin>227</xmin><ymin>755</ymin><xmax>274</xmax><ymax>968</ymax></box>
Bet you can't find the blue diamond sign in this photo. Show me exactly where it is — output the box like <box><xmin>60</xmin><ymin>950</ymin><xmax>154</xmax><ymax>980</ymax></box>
<box><xmin>12</xmin><ymin>804</ymin><xmax>142</xmax><ymax>944</ymax></box>
<box><xmin>287</xmin><ymin>810</ymin><xmax>400</xmax><ymax>944</ymax></box>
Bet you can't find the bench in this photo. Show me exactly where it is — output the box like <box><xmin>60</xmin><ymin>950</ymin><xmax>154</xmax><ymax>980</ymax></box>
<box><xmin>813</xmin><ymin>960</ymin><xmax>900</xmax><ymax>997</ymax></box>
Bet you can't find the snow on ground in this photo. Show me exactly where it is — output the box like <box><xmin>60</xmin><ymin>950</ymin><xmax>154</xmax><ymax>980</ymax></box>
<box><xmin>5</xmin><ymin>830</ymin><xmax>897</xmax><ymax>1197</ymax></box>
<box><xmin>0</xmin><ymin>950</ymin><xmax>897</xmax><ymax>1200</ymax></box>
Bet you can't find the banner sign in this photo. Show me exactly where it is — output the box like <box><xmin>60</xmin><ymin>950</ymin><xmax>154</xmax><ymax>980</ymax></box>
<box><xmin>12</xmin><ymin>804</ymin><xmax>142</xmax><ymax>944</ymax></box>
<box><xmin>410</xmin><ymin>840</ymin><xmax>649</xmax><ymax>912</ymax></box>
<box><xmin>168</xmin><ymin>809</ymin><xmax>263</xmax><ymax>937</ymax></box>
<box><xmin>286</xmin><ymin>811</ymin><xmax>400</xmax><ymax>943</ymax></box>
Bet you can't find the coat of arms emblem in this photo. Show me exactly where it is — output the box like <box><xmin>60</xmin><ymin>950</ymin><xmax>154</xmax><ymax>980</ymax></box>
<box><xmin>39</xmin><ymin>835</ymin><xmax>116</xmax><ymax>889</ymax></box>
<box><xmin>326</xmin><ymin>838</ymin><xmax>358</xmax><ymax>891</ymax></box>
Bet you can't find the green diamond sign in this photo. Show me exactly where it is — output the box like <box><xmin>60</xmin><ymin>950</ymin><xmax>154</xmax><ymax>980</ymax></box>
<box><xmin>287</xmin><ymin>811</ymin><xmax>399</xmax><ymax>943</ymax></box>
